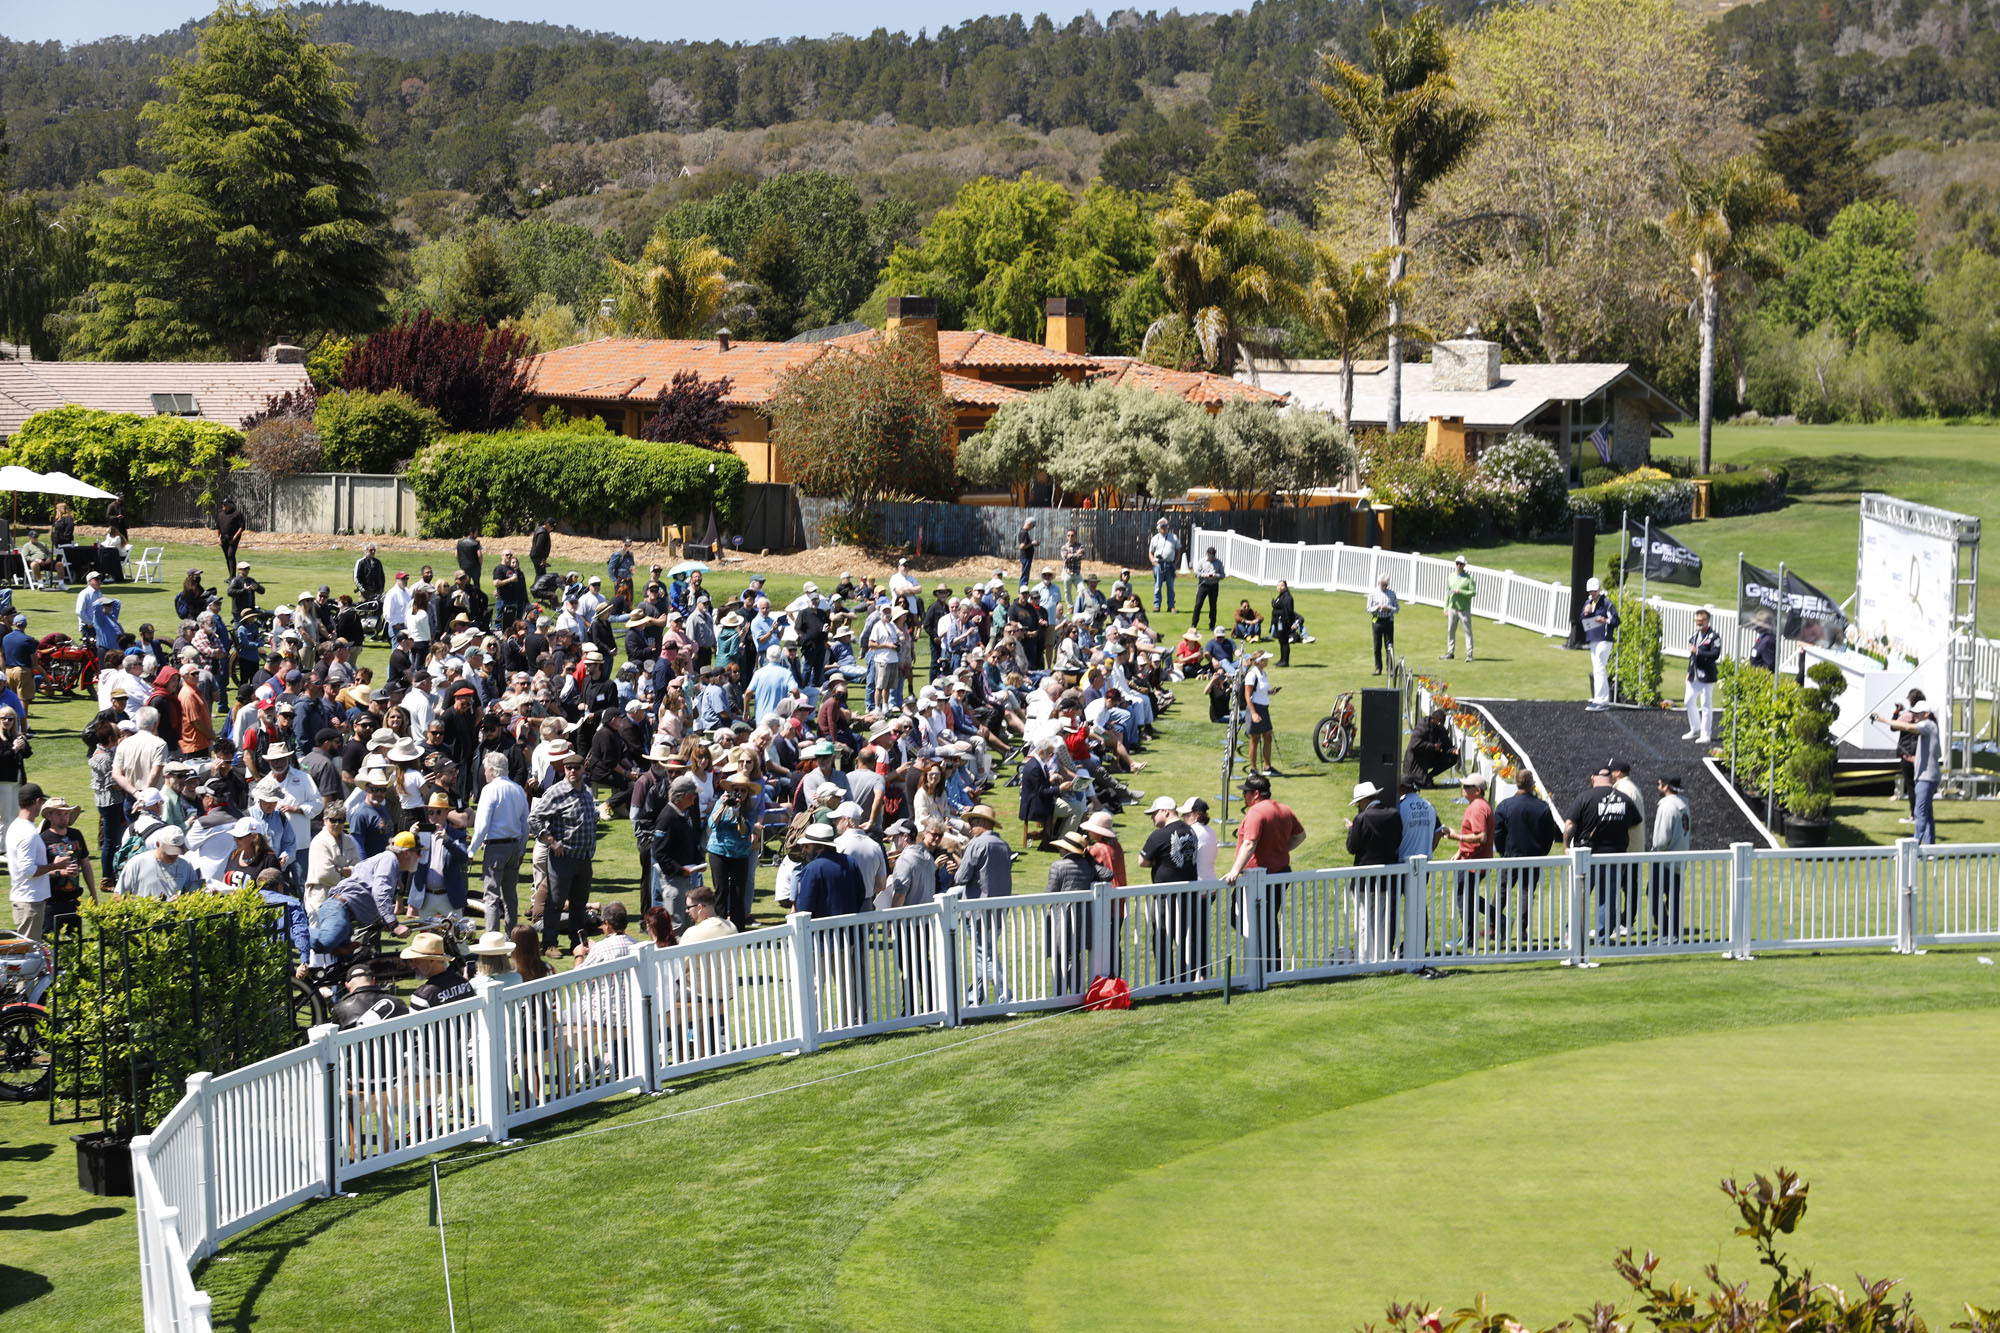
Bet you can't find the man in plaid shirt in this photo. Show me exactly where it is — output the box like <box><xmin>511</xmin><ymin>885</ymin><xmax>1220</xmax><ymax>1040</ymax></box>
<box><xmin>529</xmin><ymin>751</ymin><xmax>598</xmax><ymax>955</ymax></box>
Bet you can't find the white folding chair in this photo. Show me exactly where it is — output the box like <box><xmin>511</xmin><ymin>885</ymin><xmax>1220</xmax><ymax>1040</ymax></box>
<box><xmin>134</xmin><ymin>547</ymin><xmax>164</xmax><ymax>584</ymax></box>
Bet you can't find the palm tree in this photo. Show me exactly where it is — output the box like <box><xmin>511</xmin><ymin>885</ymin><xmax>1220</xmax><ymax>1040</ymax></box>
<box><xmin>1319</xmin><ymin>7</ymin><xmax>1490</xmax><ymax>432</ymax></box>
<box><xmin>608</xmin><ymin>232</ymin><xmax>733</xmax><ymax>339</ymax></box>
<box><xmin>1303</xmin><ymin>243</ymin><xmax>1431</xmax><ymax>434</ymax></box>
<box><xmin>1658</xmin><ymin>155</ymin><xmax>1797</xmax><ymax>473</ymax></box>
<box><xmin>1142</xmin><ymin>181</ymin><xmax>1303</xmax><ymax>376</ymax></box>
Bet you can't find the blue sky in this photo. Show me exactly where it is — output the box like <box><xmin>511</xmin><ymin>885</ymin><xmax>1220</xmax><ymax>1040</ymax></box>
<box><xmin>7</xmin><ymin>0</ymin><xmax>1108</xmax><ymax>45</ymax></box>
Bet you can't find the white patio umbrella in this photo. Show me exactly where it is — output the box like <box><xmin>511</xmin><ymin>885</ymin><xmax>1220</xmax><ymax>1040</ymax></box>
<box><xmin>37</xmin><ymin>471</ymin><xmax>117</xmax><ymax>500</ymax></box>
<box><xmin>0</xmin><ymin>465</ymin><xmax>46</xmax><ymax>492</ymax></box>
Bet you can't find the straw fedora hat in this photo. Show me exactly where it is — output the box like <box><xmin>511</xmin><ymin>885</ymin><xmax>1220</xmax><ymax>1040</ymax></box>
<box><xmin>398</xmin><ymin>932</ymin><xmax>450</xmax><ymax>962</ymax></box>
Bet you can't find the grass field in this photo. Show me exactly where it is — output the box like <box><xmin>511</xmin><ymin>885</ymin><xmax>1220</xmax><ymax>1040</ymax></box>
<box><xmin>4</xmin><ymin>421</ymin><xmax>1998</xmax><ymax>1329</ymax></box>
<box><xmin>1466</xmin><ymin>420</ymin><xmax>2000</xmax><ymax>608</ymax></box>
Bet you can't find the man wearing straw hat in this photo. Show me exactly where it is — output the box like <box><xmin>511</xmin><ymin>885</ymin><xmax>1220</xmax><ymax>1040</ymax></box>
<box><xmin>401</xmin><ymin>931</ymin><xmax>474</xmax><ymax>1012</ymax></box>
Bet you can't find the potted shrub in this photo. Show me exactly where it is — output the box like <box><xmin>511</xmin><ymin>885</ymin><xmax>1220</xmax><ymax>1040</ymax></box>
<box><xmin>1780</xmin><ymin>661</ymin><xmax>1848</xmax><ymax>847</ymax></box>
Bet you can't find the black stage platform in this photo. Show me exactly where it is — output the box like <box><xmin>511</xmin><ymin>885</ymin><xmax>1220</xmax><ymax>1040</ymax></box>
<box><xmin>1474</xmin><ymin>699</ymin><xmax>1772</xmax><ymax>851</ymax></box>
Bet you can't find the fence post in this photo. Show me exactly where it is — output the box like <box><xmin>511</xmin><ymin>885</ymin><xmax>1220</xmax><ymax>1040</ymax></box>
<box><xmin>1329</xmin><ymin>541</ymin><xmax>1346</xmax><ymax>592</ymax></box>
<box><xmin>1243</xmin><ymin>870</ymin><xmax>1267</xmax><ymax>991</ymax></box>
<box><xmin>1569</xmin><ymin>847</ymin><xmax>1593</xmax><ymax>966</ymax></box>
<box><xmin>1090</xmin><ymin>880</ymin><xmax>1115</xmax><ymax>990</ymax></box>
<box><xmin>788</xmin><ymin>913</ymin><xmax>821</xmax><ymax>1054</ymax></box>
<box><xmin>1403</xmin><ymin>857</ymin><xmax>1430</xmax><ymax>967</ymax></box>
<box><xmin>187</xmin><ymin>1072</ymin><xmax>219</xmax><ymax>1261</ymax></box>
<box><xmin>1367</xmin><ymin>546</ymin><xmax>1380</xmax><ymax>593</ymax></box>
<box><xmin>1896</xmin><ymin>837</ymin><xmax>1920</xmax><ymax>954</ymax></box>
<box><xmin>936</xmin><ymin>893</ymin><xmax>962</xmax><ymax>1029</ymax></box>
<box><xmin>471</xmin><ymin>977</ymin><xmax>512</xmax><ymax>1144</ymax></box>
<box><xmin>1729</xmin><ymin>842</ymin><xmax>1756</xmax><ymax>959</ymax></box>
<box><xmin>308</xmin><ymin>1022</ymin><xmax>338</xmax><ymax>1198</ymax></box>
<box><xmin>1499</xmin><ymin>571</ymin><xmax>1515</xmax><ymax>627</ymax></box>
<box><xmin>629</xmin><ymin>952</ymin><xmax>660</xmax><ymax>1090</ymax></box>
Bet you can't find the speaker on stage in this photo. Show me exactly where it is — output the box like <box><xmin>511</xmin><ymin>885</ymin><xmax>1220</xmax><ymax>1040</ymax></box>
<box><xmin>1359</xmin><ymin>688</ymin><xmax>1400</xmax><ymax>796</ymax></box>
<box><xmin>1566</xmin><ymin>515</ymin><xmax>1595</xmax><ymax>649</ymax></box>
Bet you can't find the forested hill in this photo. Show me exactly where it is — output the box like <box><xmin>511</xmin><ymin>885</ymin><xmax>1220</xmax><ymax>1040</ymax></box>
<box><xmin>1</xmin><ymin>0</ymin><xmax>1484</xmax><ymax>196</ymax></box>
<box><xmin>10</xmin><ymin>0</ymin><xmax>2000</xmax><ymax>205</ymax></box>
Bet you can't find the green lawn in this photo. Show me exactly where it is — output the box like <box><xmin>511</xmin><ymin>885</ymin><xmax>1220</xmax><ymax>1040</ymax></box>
<box><xmin>174</xmin><ymin>954</ymin><xmax>2000</xmax><ymax>1332</ymax></box>
<box><xmin>1462</xmin><ymin>420</ymin><xmax>2000</xmax><ymax>609</ymax></box>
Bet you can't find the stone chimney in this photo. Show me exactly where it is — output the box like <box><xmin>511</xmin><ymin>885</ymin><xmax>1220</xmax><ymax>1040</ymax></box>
<box><xmin>885</xmin><ymin>295</ymin><xmax>939</xmax><ymax>363</ymax></box>
<box><xmin>716</xmin><ymin>328</ymin><xmax>732</xmax><ymax>352</ymax></box>
<box><xmin>263</xmin><ymin>342</ymin><xmax>307</xmax><ymax>365</ymax></box>
<box><xmin>1431</xmin><ymin>335</ymin><xmax>1501</xmax><ymax>391</ymax></box>
<box><xmin>1045</xmin><ymin>297</ymin><xmax>1087</xmax><ymax>356</ymax></box>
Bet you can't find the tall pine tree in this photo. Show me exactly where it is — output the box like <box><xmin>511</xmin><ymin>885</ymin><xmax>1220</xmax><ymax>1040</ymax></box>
<box><xmin>79</xmin><ymin>2</ymin><xmax>389</xmax><ymax>360</ymax></box>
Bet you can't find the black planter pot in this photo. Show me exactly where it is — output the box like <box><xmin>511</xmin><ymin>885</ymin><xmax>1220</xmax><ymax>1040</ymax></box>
<box><xmin>73</xmin><ymin>1131</ymin><xmax>135</xmax><ymax>1197</ymax></box>
<box><xmin>1784</xmin><ymin>814</ymin><xmax>1832</xmax><ymax>848</ymax></box>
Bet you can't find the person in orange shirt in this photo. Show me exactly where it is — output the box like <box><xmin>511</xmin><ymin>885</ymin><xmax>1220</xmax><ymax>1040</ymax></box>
<box><xmin>1439</xmin><ymin>773</ymin><xmax>1494</xmax><ymax>947</ymax></box>
<box><xmin>1223</xmin><ymin>774</ymin><xmax>1306</xmax><ymax>969</ymax></box>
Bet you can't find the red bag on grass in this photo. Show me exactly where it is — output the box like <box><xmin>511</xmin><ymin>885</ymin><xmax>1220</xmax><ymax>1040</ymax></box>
<box><xmin>1083</xmin><ymin>976</ymin><xmax>1131</xmax><ymax>1011</ymax></box>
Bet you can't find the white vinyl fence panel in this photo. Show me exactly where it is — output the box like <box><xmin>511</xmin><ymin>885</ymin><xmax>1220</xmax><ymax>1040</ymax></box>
<box><xmin>134</xmin><ymin>841</ymin><xmax>2000</xmax><ymax>1331</ymax></box>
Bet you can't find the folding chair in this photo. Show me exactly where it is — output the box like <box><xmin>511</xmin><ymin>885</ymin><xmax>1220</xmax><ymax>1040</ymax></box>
<box><xmin>134</xmin><ymin>547</ymin><xmax>165</xmax><ymax>584</ymax></box>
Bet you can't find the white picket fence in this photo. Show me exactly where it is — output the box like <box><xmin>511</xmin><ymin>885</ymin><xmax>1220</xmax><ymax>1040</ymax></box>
<box><xmin>131</xmin><ymin>839</ymin><xmax>2000</xmax><ymax>1331</ymax></box>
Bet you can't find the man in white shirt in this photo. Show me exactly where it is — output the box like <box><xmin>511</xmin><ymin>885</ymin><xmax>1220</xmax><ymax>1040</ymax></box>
<box><xmin>1366</xmin><ymin>574</ymin><xmax>1400</xmax><ymax>676</ymax></box>
<box><xmin>8</xmin><ymin>784</ymin><xmax>68</xmax><ymax>938</ymax></box>
<box><xmin>111</xmin><ymin>707</ymin><xmax>169</xmax><ymax>802</ymax></box>
<box><xmin>833</xmin><ymin>801</ymin><xmax>891</xmax><ymax>909</ymax></box>
<box><xmin>382</xmin><ymin>570</ymin><xmax>412</xmax><ymax>637</ymax></box>
<box><xmin>467</xmin><ymin>752</ymin><xmax>529</xmax><ymax>932</ymax></box>
<box><xmin>679</xmin><ymin>885</ymin><xmax>738</xmax><ymax>943</ymax></box>
<box><xmin>576</xmin><ymin>576</ymin><xmax>606</xmax><ymax>631</ymax></box>
<box><xmin>888</xmin><ymin>557</ymin><xmax>920</xmax><ymax>610</ymax></box>
<box><xmin>1147</xmin><ymin>519</ymin><xmax>1181</xmax><ymax>613</ymax></box>
<box><xmin>261</xmin><ymin>741</ymin><xmax>325</xmax><ymax>852</ymax></box>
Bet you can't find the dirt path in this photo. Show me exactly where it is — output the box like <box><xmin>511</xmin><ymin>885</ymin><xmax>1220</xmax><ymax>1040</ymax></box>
<box><xmin>127</xmin><ymin>524</ymin><xmax>1140</xmax><ymax>585</ymax></box>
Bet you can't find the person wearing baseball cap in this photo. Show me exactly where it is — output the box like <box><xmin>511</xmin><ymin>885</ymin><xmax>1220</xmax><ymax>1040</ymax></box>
<box><xmin>228</xmin><ymin>560</ymin><xmax>265</xmax><ymax>619</ymax></box>
<box><xmin>1650</xmin><ymin>773</ymin><xmax>1693</xmax><ymax>939</ymax></box>
<box><xmin>1580</xmin><ymin>575</ymin><xmax>1618</xmax><ymax>711</ymax></box>
<box><xmin>0</xmin><ymin>612</ymin><xmax>35</xmax><ymax>709</ymax></box>
<box><xmin>1877</xmin><ymin>698</ymin><xmax>1942</xmax><ymax>845</ymax></box>
<box><xmin>116</xmin><ymin>823</ymin><xmax>198</xmax><ymax>899</ymax></box>
<box><xmin>1564</xmin><ymin>766</ymin><xmax>1641</xmax><ymax>936</ymax></box>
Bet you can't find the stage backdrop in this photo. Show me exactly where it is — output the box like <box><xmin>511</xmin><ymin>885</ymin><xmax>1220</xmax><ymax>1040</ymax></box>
<box><xmin>1856</xmin><ymin>493</ymin><xmax>1975</xmax><ymax>660</ymax></box>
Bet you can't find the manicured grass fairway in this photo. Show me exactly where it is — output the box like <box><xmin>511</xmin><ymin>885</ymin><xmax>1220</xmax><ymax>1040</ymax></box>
<box><xmin>183</xmin><ymin>956</ymin><xmax>2000</xmax><ymax>1332</ymax></box>
<box><xmin>1023</xmin><ymin>1010</ymin><xmax>2000</xmax><ymax>1331</ymax></box>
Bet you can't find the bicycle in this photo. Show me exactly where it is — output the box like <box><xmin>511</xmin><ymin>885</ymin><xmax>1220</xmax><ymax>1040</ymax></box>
<box><xmin>0</xmin><ymin>930</ymin><xmax>55</xmax><ymax>1101</ymax></box>
<box><xmin>1313</xmin><ymin>690</ymin><xmax>1359</xmax><ymax>764</ymax></box>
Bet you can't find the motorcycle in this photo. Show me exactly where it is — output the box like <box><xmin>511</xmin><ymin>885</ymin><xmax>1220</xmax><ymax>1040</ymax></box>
<box><xmin>0</xmin><ymin>930</ymin><xmax>54</xmax><ymax>1100</ymax></box>
<box><xmin>1313</xmin><ymin>690</ymin><xmax>1359</xmax><ymax>764</ymax></box>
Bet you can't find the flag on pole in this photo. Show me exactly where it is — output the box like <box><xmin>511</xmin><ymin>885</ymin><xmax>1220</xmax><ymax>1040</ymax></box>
<box><xmin>1738</xmin><ymin>561</ymin><xmax>1848</xmax><ymax>644</ymax></box>
<box><xmin>1623</xmin><ymin>517</ymin><xmax>1703</xmax><ymax>587</ymax></box>
<box><xmin>1589</xmin><ymin>421</ymin><xmax>1612</xmax><ymax>465</ymax></box>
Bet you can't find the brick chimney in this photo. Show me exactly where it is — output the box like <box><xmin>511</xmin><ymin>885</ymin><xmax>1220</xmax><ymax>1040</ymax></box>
<box><xmin>885</xmin><ymin>295</ymin><xmax>939</xmax><ymax>363</ymax></box>
<box><xmin>1431</xmin><ymin>334</ymin><xmax>1501</xmax><ymax>391</ymax></box>
<box><xmin>1045</xmin><ymin>297</ymin><xmax>1087</xmax><ymax>356</ymax></box>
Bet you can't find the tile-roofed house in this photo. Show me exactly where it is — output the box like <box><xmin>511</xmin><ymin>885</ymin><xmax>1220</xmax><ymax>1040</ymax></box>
<box><xmin>1091</xmin><ymin>356</ymin><xmax>1287</xmax><ymax>410</ymax></box>
<box><xmin>1241</xmin><ymin>339</ymin><xmax>1685</xmax><ymax>476</ymax></box>
<box><xmin>0</xmin><ymin>354</ymin><xmax>313</xmax><ymax>440</ymax></box>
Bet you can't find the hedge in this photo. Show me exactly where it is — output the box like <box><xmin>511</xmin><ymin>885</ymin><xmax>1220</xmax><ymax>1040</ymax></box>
<box><xmin>1705</xmin><ymin>465</ymin><xmax>1789</xmax><ymax>516</ymax></box>
<box><xmin>49</xmin><ymin>887</ymin><xmax>291</xmax><ymax>1133</ymax></box>
<box><xmin>315</xmin><ymin>387</ymin><xmax>444</xmax><ymax>473</ymax></box>
<box><xmin>410</xmin><ymin>430</ymin><xmax>748</xmax><ymax>538</ymax></box>
<box><xmin>2</xmin><ymin>406</ymin><xmax>244</xmax><ymax>517</ymax></box>
<box><xmin>1567</xmin><ymin>467</ymin><xmax>1696</xmax><ymax>529</ymax></box>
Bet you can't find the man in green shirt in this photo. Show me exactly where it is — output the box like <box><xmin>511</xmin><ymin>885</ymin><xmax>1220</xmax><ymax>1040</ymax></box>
<box><xmin>1442</xmin><ymin>556</ymin><xmax>1477</xmax><ymax>661</ymax></box>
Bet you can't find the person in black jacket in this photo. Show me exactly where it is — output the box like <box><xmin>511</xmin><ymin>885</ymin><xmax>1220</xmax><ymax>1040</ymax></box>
<box><xmin>455</xmin><ymin>531</ymin><xmax>483</xmax><ymax>590</ymax></box>
<box><xmin>529</xmin><ymin>519</ymin><xmax>554</xmax><ymax>580</ymax></box>
<box><xmin>650</xmin><ymin>774</ymin><xmax>705</xmax><ymax>925</ymax></box>
<box><xmin>1565</xmin><ymin>768</ymin><xmax>1641</xmax><ymax>936</ymax></box>
<box><xmin>1270</xmin><ymin>580</ymin><xmax>1297</xmax><ymax>668</ymax></box>
<box><xmin>216</xmin><ymin>499</ymin><xmax>246</xmax><ymax>572</ymax></box>
<box><xmin>1016</xmin><ymin>740</ymin><xmax>1062</xmax><ymax>848</ymax></box>
<box><xmin>1492</xmin><ymin>770</ymin><xmax>1561</xmax><ymax>946</ymax></box>
<box><xmin>1344</xmin><ymin>779</ymin><xmax>1403</xmax><ymax>963</ymax></box>
<box><xmin>352</xmin><ymin>543</ymin><xmax>385</xmax><ymax>599</ymax></box>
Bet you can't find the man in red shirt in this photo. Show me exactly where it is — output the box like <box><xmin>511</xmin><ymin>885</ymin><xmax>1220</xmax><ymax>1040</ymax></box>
<box><xmin>1223</xmin><ymin>774</ymin><xmax>1306</xmax><ymax>970</ymax></box>
<box><xmin>1439</xmin><ymin>772</ymin><xmax>1494</xmax><ymax>948</ymax></box>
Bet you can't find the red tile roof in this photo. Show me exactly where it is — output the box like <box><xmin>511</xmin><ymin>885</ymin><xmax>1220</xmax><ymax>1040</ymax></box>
<box><xmin>1091</xmin><ymin>356</ymin><xmax>1287</xmax><ymax>407</ymax></box>
<box><xmin>827</xmin><ymin>327</ymin><xmax>1098</xmax><ymax>371</ymax></box>
<box><xmin>525</xmin><ymin>337</ymin><xmax>831</xmax><ymax>408</ymax></box>
<box><xmin>526</xmin><ymin>338</ymin><xmax>1033</xmax><ymax>411</ymax></box>
<box><xmin>941</xmin><ymin>372</ymin><xmax>1029</xmax><ymax>407</ymax></box>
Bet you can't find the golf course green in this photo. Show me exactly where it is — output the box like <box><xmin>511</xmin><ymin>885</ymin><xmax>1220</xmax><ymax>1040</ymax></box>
<box><xmin>1021</xmin><ymin>1009</ymin><xmax>2000</xmax><ymax>1330</ymax></box>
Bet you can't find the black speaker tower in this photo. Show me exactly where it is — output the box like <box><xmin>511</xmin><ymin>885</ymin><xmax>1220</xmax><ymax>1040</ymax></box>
<box><xmin>1359</xmin><ymin>688</ymin><xmax>1401</xmax><ymax>797</ymax></box>
<box><xmin>1565</xmin><ymin>515</ymin><xmax>1595</xmax><ymax>649</ymax></box>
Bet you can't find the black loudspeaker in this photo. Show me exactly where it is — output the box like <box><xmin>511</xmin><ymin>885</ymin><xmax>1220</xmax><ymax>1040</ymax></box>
<box><xmin>1565</xmin><ymin>515</ymin><xmax>1596</xmax><ymax>649</ymax></box>
<box><xmin>1359</xmin><ymin>688</ymin><xmax>1401</xmax><ymax>797</ymax></box>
